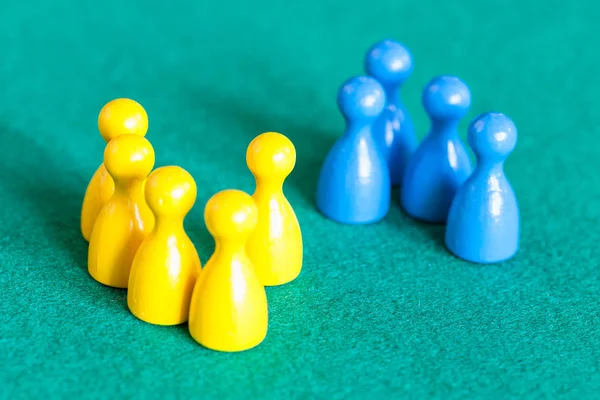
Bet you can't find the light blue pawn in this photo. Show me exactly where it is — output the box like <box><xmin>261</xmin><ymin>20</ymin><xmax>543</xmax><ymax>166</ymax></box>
<box><xmin>401</xmin><ymin>76</ymin><xmax>473</xmax><ymax>223</ymax></box>
<box><xmin>445</xmin><ymin>112</ymin><xmax>520</xmax><ymax>264</ymax></box>
<box><xmin>316</xmin><ymin>76</ymin><xmax>389</xmax><ymax>224</ymax></box>
<box><xmin>365</xmin><ymin>39</ymin><xmax>418</xmax><ymax>186</ymax></box>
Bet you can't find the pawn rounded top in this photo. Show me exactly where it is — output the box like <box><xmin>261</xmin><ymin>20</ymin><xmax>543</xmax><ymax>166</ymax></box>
<box><xmin>246</xmin><ymin>132</ymin><xmax>296</xmax><ymax>181</ymax></box>
<box><xmin>468</xmin><ymin>112</ymin><xmax>517</xmax><ymax>160</ymax></box>
<box><xmin>337</xmin><ymin>76</ymin><xmax>386</xmax><ymax>121</ymax></box>
<box><xmin>145</xmin><ymin>166</ymin><xmax>197</xmax><ymax>217</ymax></box>
<box><xmin>204</xmin><ymin>189</ymin><xmax>258</xmax><ymax>239</ymax></box>
<box><xmin>98</xmin><ymin>98</ymin><xmax>148</xmax><ymax>143</ymax></box>
<box><xmin>364</xmin><ymin>39</ymin><xmax>413</xmax><ymax>86</ymax></box>
<box><xmin>422</xmin><ymin>76</ymin><xmax>471</xmax><ymax>121</ymax></box>
<box><xmin>104</xmin><ymin>135</ymin><xmax>155</xmax><ymax>181</ymax></box>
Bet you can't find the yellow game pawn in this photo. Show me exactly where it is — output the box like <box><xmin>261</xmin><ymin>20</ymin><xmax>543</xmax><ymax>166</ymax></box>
<box><xmin>81</xmin><ymin>98</ymin><xmax>148</xmax><ymax>242</ymax></box>
<box><xmin>245</xmin><ymin>132</ymin><xmax>303</xmax><ymax>286</ymax></box>
<box><xmin>188</xmin><ymin>189</ymin><xmax>268</xmax><ymax>352</ymax></box>
<box><xmin>88</xmin><ymin>135</ymin><xmax>155</xmax><ymax>288</ymax></box>
<box><xmin>127</xmin><ymin>166</ymin><xmax>202</xmax><ymax>325</ymax></box>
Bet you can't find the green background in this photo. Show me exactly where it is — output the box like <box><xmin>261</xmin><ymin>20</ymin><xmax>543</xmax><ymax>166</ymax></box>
<box><xmin>1</xmin><ymin>0</ymin><xmax>599</xmax><ymax>398</ymax></box>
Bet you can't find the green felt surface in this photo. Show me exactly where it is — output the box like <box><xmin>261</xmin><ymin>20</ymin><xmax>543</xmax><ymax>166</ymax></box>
<box><xmin>1</xmin><ymin>0</ymin><xmax>599</xmax><ymax>398</ymax></box>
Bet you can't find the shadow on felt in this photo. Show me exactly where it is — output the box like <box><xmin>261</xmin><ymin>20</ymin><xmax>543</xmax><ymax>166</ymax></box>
<box><xmin>0</xmin><ymin>124</ymin><xmax>88</xmax><ymax>270</ymax></box>
<box><xmin>390</xmin><ymin>188</ymin><xmax>447</xmax><ymax>251</ymax></box>
<box><xmin>420</xmin><ymin>223</ymin><xmax>446</xmax><ymax>250</ymax></box>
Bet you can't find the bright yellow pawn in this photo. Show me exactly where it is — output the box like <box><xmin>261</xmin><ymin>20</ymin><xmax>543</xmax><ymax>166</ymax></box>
<box><xmin>81</xmin><ymin>98</ymin><xmax>148</xmax><ymax>242</ymax></box>
<box><xmin>188</xmin><ymin>189</ymin><xmax>268</xmax><ymax>352</ymax></box>
<box><xmin>88</xmin><ymin>135</ymin><xmax>155</xmax><ymax>288</ymax></box>
<box><xmin>127</xmin><ymin>166</ymin><xmax>202</xmax><ymax>325</ymax></box>
<box><xmin>245</xmin><ymin>132</ymin><xmax>303</xmax><ymax>286</ymax></box>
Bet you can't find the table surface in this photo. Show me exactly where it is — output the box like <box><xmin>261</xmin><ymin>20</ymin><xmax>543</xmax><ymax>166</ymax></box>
<box><xmin>1</xmin><ymin>0</ymin><xmax>599</xmax><ymax>398</ymax></box>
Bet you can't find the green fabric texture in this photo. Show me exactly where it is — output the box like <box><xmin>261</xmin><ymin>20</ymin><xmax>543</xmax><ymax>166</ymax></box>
<box><xmin>0</xmin><ymin>0</ymin><xmax>599</xmax><ymax>398</ymax></box>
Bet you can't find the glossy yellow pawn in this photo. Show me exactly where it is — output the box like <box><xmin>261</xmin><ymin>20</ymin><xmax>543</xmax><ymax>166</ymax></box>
<box><xmin>246</xmin><ymin>132</ymin><xmax>303</xmax><ymax>286</ymax></box>
<box><xmin>88</xmin><ymin>135</ymin><xmax>155</xmax><ymax>288</ymax></box>
<box><xmin>81</xmin><ymin>98</ymin><xmax>148</xmax><ymax>242</ymax></box>
<box><xmin>188</xmin><ymin>190</ymin><xmax>268</xmax><ymax>352</ymax></box>
<box><xmin>128</xmin><ymin>166</ymin><xmax>202</xmax><ymax>325</ymax></box>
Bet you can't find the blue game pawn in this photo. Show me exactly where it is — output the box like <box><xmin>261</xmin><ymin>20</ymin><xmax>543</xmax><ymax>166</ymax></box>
<box><xmin>365</xmin><ymin>39</ymin><xmax>417</xmax><ymax>186</ymax></box>
<box><xmin>316</xmin><ymin>76</ymin><xmax>389</xmax><ymax>224</ymax></box>
<box><xmin>401</xmin><ymin>76</ymin><xmax>473</xmax><ymax>223</ymax></box>
<box><xmin>445</xmin><ymin>112</ymin><xmax>519</xmax><ymax>264</ymax></box>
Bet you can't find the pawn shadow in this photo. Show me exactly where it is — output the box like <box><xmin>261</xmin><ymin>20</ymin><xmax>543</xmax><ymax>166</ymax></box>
<box><xmin>420</xmin><ymin>222</ymin><xmax>446</xmax><ymax>250</ymax></box>
<box><xmin>390</xmin><ymin>188</ymin><xmax>447</xmax><ymax>251</ymax></box>
<box><xmin>0</xmin><ymin>124</ymin><xmax>88</xmax><ymax>270</ymax></box>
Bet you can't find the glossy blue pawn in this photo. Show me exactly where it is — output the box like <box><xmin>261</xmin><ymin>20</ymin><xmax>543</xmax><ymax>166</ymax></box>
<box><xmin>365</xmin><ymin>39</ymin><xmax>417</xmax><ymax>186</ymax></box>
<box><xmin>401</xmin><ymin>76</ymin><xmax>473</xmax><ymax>223</ymax></box>
<box><xmin>445</xmin><ymin>112</ymin><xmax>519</xmax><ymax>264</ymax></box>
<box><xmin>316</xmin><ymin>76</ymin><xmax>389</xmax><ymax>224</ymax></box>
